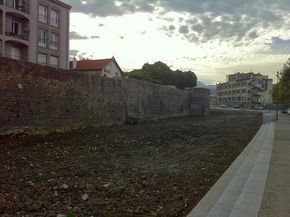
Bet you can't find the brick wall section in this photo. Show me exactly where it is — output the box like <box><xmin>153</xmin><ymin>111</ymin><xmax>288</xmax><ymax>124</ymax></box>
<box><xmin>0</xmin><ymin>57</ymin><xmax>210</xmax><ymax>135</ymax></box>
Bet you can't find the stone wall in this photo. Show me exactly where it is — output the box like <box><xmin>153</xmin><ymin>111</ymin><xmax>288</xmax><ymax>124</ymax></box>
<box><xmin>0</xmin><ymin>57</ymin><xmax>210</xmax><ymax>135</ymax></box>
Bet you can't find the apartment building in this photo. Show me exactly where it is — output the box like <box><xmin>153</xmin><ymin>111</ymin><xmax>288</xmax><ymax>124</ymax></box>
<box><xmin>217</xmin><ymin>72</ymin><xmax>273</xmax><ymax>107</ymax></box>
<box><xmin>0</xmin><ymin>0</ymin><xmax>71</xmax><ymax>69</ymax></box>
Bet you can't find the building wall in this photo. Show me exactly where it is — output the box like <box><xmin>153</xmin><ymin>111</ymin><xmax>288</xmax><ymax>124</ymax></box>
<box><xmin>0</xmin><ymin>0</ymin><xmax>70</xmax><ymax>68</ymax></box>
<box><xmin>30</xmin><ymin>0</ymin><xmax>70</xmax><ymax>68</ymax></box>
<box><xmin>74</xmin><ymin>69</ymin><xmax>102</xmax><ymax>76</ymax></box>
<box><xmin>102</xmin><ymin>61</ymin><xmax>122</xmax><ymax>78</ymax></box>
<box><xmin>217</xmin><ymin>72</ymin><xmax>273</xmax><ymax>106</ymax></box>
<box><xmin>0</xmin><ymin>57</ymin><xmax>209</xmax><ymax>135</ymax></box>
<box><xmin>29</xmin><ymin>1</ymin><xmax>38</xmax><ymax>63</ymax></box>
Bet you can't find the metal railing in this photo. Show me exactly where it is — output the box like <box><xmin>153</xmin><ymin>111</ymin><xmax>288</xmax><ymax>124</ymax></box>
<box><xmin>5</xmin><ymin>31</ymin><xmax>29</xmax><ymax>41</ymax></box>
<box><xmin>249</xmin><ymin>89</ymin><xmax>260</xmax><ymax>96</ymax></box>
<box><xmin>5</xmin><ymin>54</ymin><xmax>28</xmax><ymax>62</ymax></box>
<box><xmin>5</xmin><ymin>0</ymin><xmax>30</xmax><ymax>13</ymax></box>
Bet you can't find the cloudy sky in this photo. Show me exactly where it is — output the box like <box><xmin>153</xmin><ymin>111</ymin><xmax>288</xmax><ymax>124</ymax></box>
<box><xmin>65</xmin><ymin>0</ymin><xmax>290</xmax><ymax>84</ymax></box>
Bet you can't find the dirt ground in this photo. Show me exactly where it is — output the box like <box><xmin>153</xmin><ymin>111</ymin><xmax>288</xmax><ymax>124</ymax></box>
<box><xmin>0</xmin><ymin>111</ymin><xmax>262</xmax><ymax>217</ymax></box>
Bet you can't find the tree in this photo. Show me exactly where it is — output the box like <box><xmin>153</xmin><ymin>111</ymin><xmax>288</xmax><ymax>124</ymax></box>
<box><xmin>273</xmin><ymin>58</ymin><xmax>290</xmax><ymax>103</ymax></box>
<box><xmin>126</xmin><ymin>62</ymin><xmax>197</xmax><ymax>90</ymax></box>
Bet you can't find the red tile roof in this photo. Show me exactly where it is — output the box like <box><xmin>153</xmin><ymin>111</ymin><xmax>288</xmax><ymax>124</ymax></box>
<box><xmin>74</xmin><ymin>58</ymin><xmax>112</xmax><ymax>71</ymax></box>
<box><xmin>70</xmin><ymin>57</ymin><xmax>124</xmax><ymax>76</ymax></box>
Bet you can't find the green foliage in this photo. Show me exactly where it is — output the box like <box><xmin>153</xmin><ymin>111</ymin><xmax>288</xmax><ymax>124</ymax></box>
<box><xmin>274</xmin><ymin>58</ymin><xmax>290</xmax><ymax>103</ymax></box>
<box><xmin>66</xmin><ymin>212</ymin><xmax>76</xmax><ymax>217</ymax></box>
<box><xmin>126</xmin><ymin>61</ymin><xmax>197</xmax><ymax>89</ymax></box>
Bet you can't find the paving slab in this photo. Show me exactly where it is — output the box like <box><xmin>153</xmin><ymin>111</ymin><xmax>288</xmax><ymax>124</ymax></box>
<box><xmin>259</xmin><ymin>114</ymin><xmax>290</xmax><ymax>217</ymax></box>
<box><xmin>228</xmin><ymin>122</ymin><xmax>275</xmax><ymax>217</ymax></box>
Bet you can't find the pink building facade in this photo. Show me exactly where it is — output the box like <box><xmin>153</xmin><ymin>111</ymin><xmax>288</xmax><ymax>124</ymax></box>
<box><xmin>0</xmin><ymin>0</ymin><xmax>71</xmax><ymax>69</ymax></box>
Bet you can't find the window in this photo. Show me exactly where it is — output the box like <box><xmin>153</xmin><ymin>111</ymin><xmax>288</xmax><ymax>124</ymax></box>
<box><xmin>50</xmin><ymin>32</ymin><xmax>59</xmax><ymax>50</ymax></box>
<box><xmin>51</xmin><ymin>10</ymin><xmax>59</xmax><ymax>27</ymax></box>
<box><xmin>38</xmin><ymin>29</ymin><xmax>47</xmax><ymax>47</ymax></box>
<box><xmin>11</xmin><ymin>47</ymin><xmax>20</xmax><ymax>60</ymax></box>
<box><xmin>38</xmin><ymin>5</ymin><xmax>48</xmax><ymax>23</ymax></box>
<box><xmin>38</xmin><ymin>53</ymin><xmax>47</xmax><ymax>64</ymax></box>
<box><xmin>50</xmin><ymin>55</ymin><xmax>58</xmax><ymax>66</ymax></box>
<box><xmin>12</xmin><ymin>21</ymin><xmax>21</xmax><ymax>34</ymax></box>
<box><xmin>13</xmin><ymin>0</ymin><xmax>23</xmax><ymax>9</ymax></box>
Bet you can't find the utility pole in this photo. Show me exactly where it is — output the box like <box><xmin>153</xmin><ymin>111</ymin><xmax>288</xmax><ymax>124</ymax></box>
<box><xmin>276</xmin><ymin>71</ymin><xmax>279</xmax><ymax>121</ymax></box>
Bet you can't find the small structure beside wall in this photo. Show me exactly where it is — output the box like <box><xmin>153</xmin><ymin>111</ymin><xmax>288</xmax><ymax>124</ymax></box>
<box><xmin>70</xmin><ymin>57</ymin><xmax>124</xmax><ymax>78</ymax></box>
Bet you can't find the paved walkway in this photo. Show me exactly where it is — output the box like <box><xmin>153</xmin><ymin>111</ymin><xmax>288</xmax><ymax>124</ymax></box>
<box><xmin>259</xmin><ymin>114</ymin><xmax>290</xmax><ymax>217</ymax></box>
<box><xmin>187</xmin><ymin>113</ymin><xmax>290</xmax><ymax>217</ymax></box>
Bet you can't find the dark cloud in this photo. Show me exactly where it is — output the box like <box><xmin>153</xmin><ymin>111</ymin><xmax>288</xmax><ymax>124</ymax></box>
<box><xmin>267</xmin><ymin>37</ymin><xmax>290</xmax><ymax>55</ymax></box>
<box><xmin>66</xmin><ymin>0</ymin><xmax>157</xmax><ymax>17</ymax></box>
<box><xmin>160</xmin><ymin>25</ymin><xmax>175</xmax><ymax>37</ymax></box>
<box><xmin>247</xmin><ymin>31</ymin><xmax>259</xmax><ymax>39</ymax></box>
<box><xmin>66</xmin><ymin>0</ymin><xmax>290</xmax><ymax>46</ymax></box>
<box><xmin>158</xmin><ymin>0</ymin><xmax>290</xmax><ymax>18</ymax></box>
<box><xmin>120</xmin><ymin>36</ymin><xmax>125</xmax><ymax>39</ymax></box>
<box><xmin>91</xmin><ymin>35</ymin><xmax>100</xmax><ymax>39</ymax></box>
<box><xmin>69</xmin><ymin>49</ymin><xmax>79</xmax><ymax>57</ymax></box>
<box><xmin>158</xmin><ymin>0</ymin><xmax>288</xmax><ymax>45</ymax></box>
<box><xmin>169</xmin><ymin>25</ymin><xmax>175</xmax><ymax>31</ymax></box>
<box><xmin>179</xmin><ymin>25</ymin><xmax>189</xmax><ymax>34</ymax></box>
<box><xmin>98</xmin><ymin>23</ymin><xmax>104</xmax><ymax>27</ymax></box>
<box><xmin>165</xmin><ymin>11</ymin><xmax>276</xmax><ymax>45</ymax></box>
<box><xmin>66</xmin><ymin>0</ymin><xmax>290</xmax><ymax>19</ymax></box>
<box><xmin>70</xmin><ymin>31</ymin><xmax>89</xmax><ymax>40</ymax></box>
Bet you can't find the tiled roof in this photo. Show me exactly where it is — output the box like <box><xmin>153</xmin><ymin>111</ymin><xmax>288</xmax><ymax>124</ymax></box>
<box><xmin>74</xmin><ymin>58</ymin><xmax>112</xmax><ymax>71</ymax></box>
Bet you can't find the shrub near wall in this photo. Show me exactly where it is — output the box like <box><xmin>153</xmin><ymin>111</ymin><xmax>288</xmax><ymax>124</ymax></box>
<box><xmin>0</xmin><ymin>57</ymin><xmax>209</xmax><ymax>135</ymax></box>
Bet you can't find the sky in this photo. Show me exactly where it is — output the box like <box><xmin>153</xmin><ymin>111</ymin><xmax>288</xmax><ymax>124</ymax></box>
<box><xmin>65</xmin><ymin>0</ymin><xmax>290</xmax><ymax>84</ymax></box>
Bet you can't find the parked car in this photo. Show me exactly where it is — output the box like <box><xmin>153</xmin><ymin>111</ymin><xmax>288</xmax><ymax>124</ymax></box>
<box><xmin>281</xmin><ymin>108</ymin><xmax>290</xmax><ymax>114</ymax></box>
<box><xmin>220</xmin><ymin>104</ymin><xmax>228</xmax><ymax>108</ymax></box>
<box><xmin>254</xmin><ymin>105</ymin><xmax>264</xmax><ymax>110</ymax></box>
<box><xmin>233</xmin><ymin>105</ymin><xmax>241</xmax><ymax>108</ymax></box>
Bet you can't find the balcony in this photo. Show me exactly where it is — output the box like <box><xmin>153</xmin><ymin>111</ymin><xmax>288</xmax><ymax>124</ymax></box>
<box><xmin>5</xmin><ymin>0</ymin><xmax>30</xmax><ymax>14</ymax></box>
<box><xmin>5</xmin><ymin>31</ymin><xmax>29</xmax><ymax>41</ymax></box>
<box><xmin>5</xmin><ymin>53</ymin><xmax>28</xmax><ymax>61</ymax></box>
<box><xmin>4</xmin><ymin>40</ymin><xmax>29</xmax><ymax>62</ymax></box>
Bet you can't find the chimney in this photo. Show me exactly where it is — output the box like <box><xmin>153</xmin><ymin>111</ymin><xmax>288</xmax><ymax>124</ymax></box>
<box><xmin>73</xmin><ymin>57</ymin><xmax>77</xmax><ymax>69</ymax></box>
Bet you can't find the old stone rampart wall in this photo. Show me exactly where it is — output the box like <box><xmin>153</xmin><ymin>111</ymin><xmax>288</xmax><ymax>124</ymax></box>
<box><xmin>0</xmin><ymin>57</ymin><xmax>209</xmax><ymax>135</ymax></box>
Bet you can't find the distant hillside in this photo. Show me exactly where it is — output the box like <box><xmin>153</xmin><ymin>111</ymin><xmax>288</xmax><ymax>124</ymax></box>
<box><xmin>196</xmin><ymin>81</ymin><xmax>208</xmax><ymax>88</ymax></box>
<box><xmin>196</xmin><ymin>81</ymin><xmax>217</xmax><ymax>95</ymax></box>
<box><xmin>126</xmin><ymin>62</ymin><xmax>197</xmax><ymax>90</ymax></box>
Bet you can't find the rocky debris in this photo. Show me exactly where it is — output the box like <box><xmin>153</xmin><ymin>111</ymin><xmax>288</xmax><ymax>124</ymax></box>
<box><xmin>0</xmin><ymin>111</ymin><xmax>261</xmax><ymax>217</ymax></box>
<box><xmin>60</xmin><ymin>184</ymin><xmax>69</xmax><ymax>189</ymax></box>
<box><xmin>81</xmin><ymin>193</ymin><xmax>89</xmax><ymax>201</ymax></box>
<box><xmin>103</xmin><ymin>183</ymin><xmax>111</xmax><ymax>188</ymax></box>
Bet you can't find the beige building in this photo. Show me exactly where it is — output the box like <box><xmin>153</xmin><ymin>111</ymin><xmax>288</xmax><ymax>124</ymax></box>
<box><xmin>217</xmin><ymin>72</ymin><xmax>273</xmax><ymax>107</ymax></box>
<box><xmin>0</xmin><ymin>0</ymin><xmax>71</xmax><ymax>69</ymax></box>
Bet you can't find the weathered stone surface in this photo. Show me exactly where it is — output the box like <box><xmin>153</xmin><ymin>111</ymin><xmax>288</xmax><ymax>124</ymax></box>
<box><xmin>0</xmin><ymin>57</ymin><xmax>210</xmax><ymax>135</ymax></box>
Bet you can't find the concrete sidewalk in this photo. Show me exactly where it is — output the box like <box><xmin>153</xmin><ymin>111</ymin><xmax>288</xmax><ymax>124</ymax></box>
<box><xmin>259</xmin><ymin>114</ymin><xmax>290</xmax><ymax>217</ymax></box>
<box><xmin>187</xmin><ymin>113</ymin><xmax>290</xmax><ymax>217</ymax></box>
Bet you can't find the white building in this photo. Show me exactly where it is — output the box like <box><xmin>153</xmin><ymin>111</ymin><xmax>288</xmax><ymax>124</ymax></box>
<box><xmin>70</xmin><ymin>57</ymin><xmax>124</xmax><ymax>78</ymax></box>
<box><xmin>217</xmin><ymin>72</ymin><xmax>273</xmax><ymax>107</ymax></box>
<box><xmin>0</xmin><ymin>0</ymin><xmax>71</xmax><ymax>69</ymax></box>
